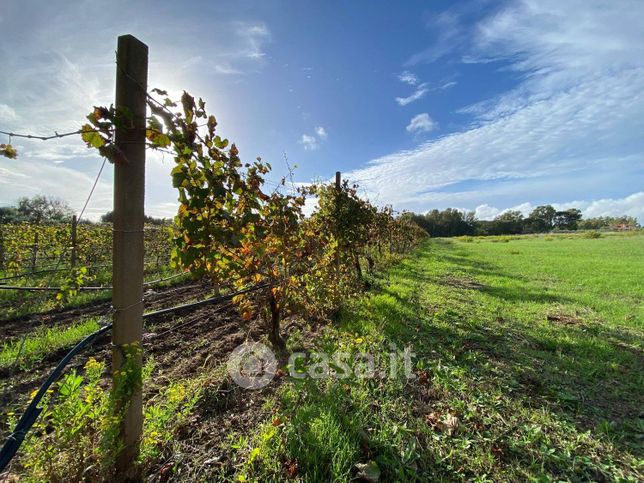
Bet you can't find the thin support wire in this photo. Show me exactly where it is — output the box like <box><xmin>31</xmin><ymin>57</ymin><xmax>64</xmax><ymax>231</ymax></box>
<box><xmin>78</xmin><ymin>157</ymin><xmax>108</xmax><ymax>222</ymax></box>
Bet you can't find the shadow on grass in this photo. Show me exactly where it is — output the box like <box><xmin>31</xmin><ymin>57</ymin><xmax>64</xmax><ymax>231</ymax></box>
<box><xmin>265</xmin><ymin>241</ymin><xmax>642</xmax><ymax>481</ymax></box>
<box><xmin>366</xmin><ymin>242</ymin><xmax>643</xmax><ymax>456</ymax></box>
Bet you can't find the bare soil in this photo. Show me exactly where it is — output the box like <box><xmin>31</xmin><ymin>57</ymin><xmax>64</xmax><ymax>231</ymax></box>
<box><xmin>0</xmin><ymin>280</ymin><xmax>291</xmax><ymax>480</ymax></box>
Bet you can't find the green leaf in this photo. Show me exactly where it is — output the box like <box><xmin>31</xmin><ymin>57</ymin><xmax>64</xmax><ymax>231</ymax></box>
<box><xmin>81</xmin><ymin>125</ymin><xmax>105</xmax><ymax>148</ymax></box>
<box><xmin>152</xmin><ymin>133</ymin><xmax>171</xmax><ymax>148</ymax></box>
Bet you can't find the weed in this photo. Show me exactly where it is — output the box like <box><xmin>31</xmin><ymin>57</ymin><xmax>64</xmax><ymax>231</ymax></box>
<box><xmin>456</xmin><ymin>236</ymin><xmax>474</xmax><ymax>243</ymax></box>
<box><xmin>7</xmin><ymin>354</ymin><xmax>201</xmax><ymax>480</ymax></box>
<box><xmin>0</xmin><ymin>318</ymin><xmax>100</xmax><ymax>369</ymax></box>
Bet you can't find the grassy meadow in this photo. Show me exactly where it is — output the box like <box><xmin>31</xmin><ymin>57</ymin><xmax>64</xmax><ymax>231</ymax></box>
<box><xmin>239</xmin><ymin>232</ymin><xmax>643</xmax><ymax>481</ymax></box>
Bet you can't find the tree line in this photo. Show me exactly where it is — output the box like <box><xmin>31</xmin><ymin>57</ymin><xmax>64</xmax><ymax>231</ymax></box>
<box><xmin>3</xmin><ymin>196</ymin><xmax>640</xmax><ymax>238</ymax></box>
<box><xmin>0</xmin><ymin>195</ymin><xmax>168</xmax><ymax>225</ymax></box>
<box><xmin>410</xmin><ymin>206</ymin><xmax>640</xmax><ymax>237</ymax></box>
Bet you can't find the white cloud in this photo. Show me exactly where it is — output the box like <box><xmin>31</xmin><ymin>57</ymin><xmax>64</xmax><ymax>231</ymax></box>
<box><xmin>352</xmin><ymin>68</ymin><xmax>644</xmax><ymax>204</ymax></box>
<box><xmin>405</xmin><ymin>10</ymin><xmax>465</xmax><ymax>66</ymax></box>
<box><xmin>300</xmin><ymin>126</ymin><xmax>328</xmax><ymax>150</ymax></box>
<box><xmin>491</xmin><ymin>202</ymin><xmax>534</xmax><ymax>219</ymax></box>
<box><xmin>397</xmin><ymin>71</ymin><xmax>418</xmax><ymax>85</ymax></box>
<box><xmin>0</xmin><ymin>104</ymin><xmax>17</xmax><ymax>121</ymax></box>
<box><xmin>406</xmin><ymin>113</ymin><xmax>437</xmax><ymax>134</ymax></box>
<box><xmin>0</xmin><ymin>3</ymin><xmax>275</xmax><ymax>220</ymax></box>
<box><xmin>395</xmin><ymin>83</ymin><xmax>429</xmax><ymax>106</ymax></box>
<box><xmin>0</xmin><ymin>158</ymin><xmax>112</xmax><ymax>221</ymax></box>
<box><xmin>395</xmin><ymin>79</ymin><xmax>455</xmax><ymax>106</ymax></box>
<box><xmin>315</xmin><ymin>126</ymin><xmax>327</xmax><ymax>140</ymax></box>
<box><xmin>474</xmin><ymin>192</ymin><xmax>644</xmax><ymax>222</ymax></box>
<box><xmin>347</xmin><ymin>0</ymin><xmax>644</xmax><ymax>219</ymax></box>
<box><xmin>299</xmin><ymin>134</ymin><xmax>318</xmax><ymax>151</ymax></box>
<box><xmin>474</xmin><ymin>204</ymin><xmax>500</xmax><ymax>220</ymax></box>
<box><xmin>212</xmin><ymin>63</ymin><xmax>243</xmax><ymax>75</ymax></box>
<box><xmin>245</xmin><ymin>23</ymin><xmax>269</xmax><ymax>37</ymax></box>
<box><xmin>149</xmin><ymin>201</ymin><xmax>179</xmax><ymax>219</ymax></box>
<box><xmin>474</xmin><ymin>0</ymin><xmax>644</xmax><ymax>84</ymax></box>
<box><xmin>555</xmin><ymin>193</ymin><xmax>644</xmax><ymax>220</ymax></box>
<box><xmin>232</xmin><ymin>21</ymin><xmax>271</xmax><ymax>61</ymax></box>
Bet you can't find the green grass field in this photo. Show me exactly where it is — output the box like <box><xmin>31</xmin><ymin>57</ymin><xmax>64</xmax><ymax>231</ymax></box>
<box><xmin>243</xmin><ymin>233</ymin><xmax>643</xmax><ymax>481</ymax></box>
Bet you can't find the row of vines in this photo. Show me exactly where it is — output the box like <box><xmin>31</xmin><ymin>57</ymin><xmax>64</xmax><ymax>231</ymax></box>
<box><xmin>0</xmin><ymin>224</ymin><xmax>173</xmax><ymax>275</ymax></box>
<box><xmin>0</xmin><ymin>74</ymin><xmax>428</xmax><ymax>478</ymax></box>
<box><xmin>0</xmin><ymin>86</ymin><xmax>428</xmax><ymax>348</ymax></box>
<box><xmin>79</xmin><ymin>89</ymin><xmax>428</xmax><ymax>349</ymax></box>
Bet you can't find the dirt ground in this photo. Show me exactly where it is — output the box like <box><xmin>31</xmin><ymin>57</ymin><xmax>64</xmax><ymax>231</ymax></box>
<box><xmin>0</xmin><ymin>280</ymin><xmax>288</xmax><ymax>479</ymax></box>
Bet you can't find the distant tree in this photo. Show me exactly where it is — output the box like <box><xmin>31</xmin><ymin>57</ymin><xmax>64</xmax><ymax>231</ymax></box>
<box><xmin>409</xmin><ymin>204</ymin><xmax>633</xmax><ymax>237</ymax></box>
<box><xmin>145</xmin><ymin>214</ymin><xmax>169</xmax><ymax>225</ymax></box>
<box><xmin>100</xmin><ymin>211</ymin><xmax>114</xmax><ymax>223</ymax></box>
<box><xmin>0</xmin><ymin>206</ymin><xmax>21</xmax><ymax>224</ymax></box>
<box><xmin>416</xmin><ymin>208</ymin><xmax>474</xmax><ymax>237</ymax></box>
<box><xmin>553</xmin><ymin>208</ymin><xmax>582</xmax><ymax>230</ymax></box>
<box><xmin>473</xmin><ymin>220</ymin><xmax>494</xmax><ymax>236</ymax></box>
<box><xmin>493</xmin><ymin>210</ymin><xmax>524</xmax><ymax>234</ymax></box>
<box><xmin>464</xmin><ymin>211</ymin><xmax>477</xmax><ymax>227</ymax></box>
<box><xmin>495</xmin><ymin>210</ymin><xmax>524</xmax><ymax>223</ymax></box>
<box><xmin>525</xmin><ymin>205</ymin><xmax>556</xmax><ymax>233</ymax></box>
<box><xmin>15</xmin><ymin>195</ymin><xmax>74</xmax><ymax>223</ymax></box>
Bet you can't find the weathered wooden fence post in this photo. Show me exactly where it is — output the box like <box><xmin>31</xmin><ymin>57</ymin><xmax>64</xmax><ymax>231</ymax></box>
<box><xmin>112</xmin><ymin>34</ymin><xmax>148</xmax><ymax>476</ymax></box>
<box><xmin>30</xmin><ymin>232</ymin><xmax>38</xmax><ymax>273</ymax></box>
<box><xmin>0</xmin><ymin>228</ymin><xmax>5</xmax><ymax>271</ymax></box>
<box><xmin>70</xmin><ymin>215</ymin><xmax>78</xmax><ymax>268</ymax></box>
<box><xmin>334</xmin><ymin>171</ymin><xmax>342</xmax><ymax>275</ymax></box>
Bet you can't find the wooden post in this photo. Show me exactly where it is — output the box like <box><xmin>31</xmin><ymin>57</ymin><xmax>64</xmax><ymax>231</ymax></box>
<box><xmin>70</xmin><ymin>215</ymin><xmax>78</xmax><ymax>268</ymax></box>
<box><xmin>112</xmin><ymin>34</ymin><xmax>148</xmax><ymax>476</ymax></box>
<box><xmin>30</xmin><ymin>233</ymin><xmax>38</xmax><ymax>272</ymax></box>
<box><xmin>0</xmin><ymin>228</ymin><xmax>5</xmax><ymax>271</ymax></box>
<box><xmin>334</xmin><ymin>171</ymin><xmax>341</xmax><ymax>275</ymax></box>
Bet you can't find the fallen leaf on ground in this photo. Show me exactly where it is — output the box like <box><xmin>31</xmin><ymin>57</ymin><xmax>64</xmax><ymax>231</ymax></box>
<box><xmin>355</xmin><ymin>460</ymin><xmax>380</xmax><ymax>482</ymax></box>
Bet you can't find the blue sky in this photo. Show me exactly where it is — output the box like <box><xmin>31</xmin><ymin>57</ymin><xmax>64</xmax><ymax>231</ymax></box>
<box><xmin>1</xmin><ymin>0</ymin><xmax>642</xmax><ymax>221</ymax></box>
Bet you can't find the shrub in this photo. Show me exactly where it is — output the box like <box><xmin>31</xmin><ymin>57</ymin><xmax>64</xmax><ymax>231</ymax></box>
<box><xmin>11</xmin><ymin>357</ymin><xmax>198</xmax><ymax>481</ymax></box>
<box><xmin>14</xmin><ymin>358</ymin><xmax>110</xmax><ymax>481</ymax></box>
<box><xmin>491</xmin><ymin>236</ymin><xmax>511</xmax><ymax>243</ymax></box>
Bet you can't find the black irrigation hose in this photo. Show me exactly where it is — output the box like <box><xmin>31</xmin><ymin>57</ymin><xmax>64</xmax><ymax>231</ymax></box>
<box><xmin>142</xmin><ymin>283</ymin><xmax>268</xmax><ymax>319</ymax></box>
<box><xmin>0</xmin><ymin>282</ymin><xmax>268</xmax><ymax>473</ymax></box>
<box><xmin>150</xmin><ymin>302</ymin><xmax>234</xmax><ymax>340</ymax></box>
<box><xmin>0</xmin><ymin>285</ymin><xmax>112</xmax><ymax>292</ymax></box>
<box><xmin>0</xmin><ymin>323</ymin><xmax>112</xmax><ymax>472</ymax></box>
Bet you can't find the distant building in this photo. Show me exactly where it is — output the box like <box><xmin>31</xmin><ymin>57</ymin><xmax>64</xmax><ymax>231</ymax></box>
<box><xmin>613</xmin><ymin>223</ymin><xmax>634</xmax><ymax>231</ymax></box>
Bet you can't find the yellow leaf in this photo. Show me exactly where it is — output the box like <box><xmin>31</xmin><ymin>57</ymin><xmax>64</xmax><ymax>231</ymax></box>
<box><xmin>81</xmin><ymin>124</ymin><xmax>105</xmax><ymax>148</ymax></box>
